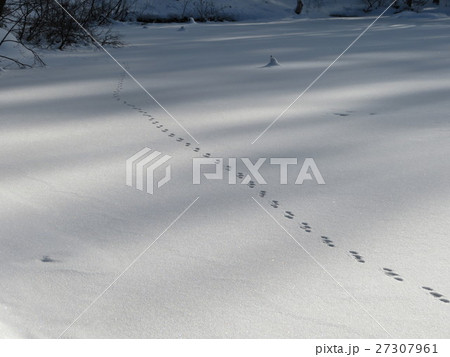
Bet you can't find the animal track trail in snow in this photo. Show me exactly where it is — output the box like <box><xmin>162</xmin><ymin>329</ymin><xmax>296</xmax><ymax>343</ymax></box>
<box><xmin>422</xmin><ymin>287</ymin><xmax>449</xmax><ymax>304</ymax></box>
<box><xmin>114</xmin><ymin>77</ymin><xmax>349</xmax><ymax>282</ymax></box>
<box><xmin>382</xmin><ymin>268</ymin><xmax>403</xmax><ymax>282</ymax></box>
<box><xmin>118</xmin><ymin>77</ymin><xmax>423</xmax><ymax>304</ymax></box>
<box><xmin>320</xmin><ymin>235</ymin><xmax>334</xmax><ymax>247</ymax></box>
<box><xmin>349</xmin><ymin>251</ymin><xmax>365</xmax><ymax>263</ymax></box>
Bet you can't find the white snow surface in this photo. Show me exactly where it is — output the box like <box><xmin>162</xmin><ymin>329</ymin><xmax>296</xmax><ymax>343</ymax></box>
<box><xmin>0</xmin><ymin>14</ymin><xmax>450</xmax><ymax>338</ymax></box>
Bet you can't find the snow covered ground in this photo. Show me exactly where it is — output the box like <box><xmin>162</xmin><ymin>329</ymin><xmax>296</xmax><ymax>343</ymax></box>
<box><xmin>1</xmin><ymin>12</ymin><xmax>450</xmax><ymax>338</ymax></box>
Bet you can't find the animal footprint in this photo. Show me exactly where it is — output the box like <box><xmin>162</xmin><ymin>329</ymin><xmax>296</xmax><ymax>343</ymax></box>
<box><xmin>334</xmin><ymin>113</ymin><xmax>350</xmax><ymax>117</ymax></box>
<box><xmin>152</xmin><ymin>121</ymin><xmax>159</xmax><ymax>124</ymax></box>
<box><xmin>185</xmin><ymin>142</ymin><xmax>191</xmax><ymax>147</ymax></box>
<box><xmin>270</xmin><ymin>200</ymin><xmax>279</xmax><ymax>208</ymax></box>
<box><xmin>162</xmin><ymin>129</ymin><xmax>168</xmax><ymax>132</ymax></box>
<box><xmin>193</xmin><ymin>148</ymin><xmax>200</xmax><ymax>152</ymax></box>
<box><xmin>259</xmin><ymin>190</ymin><xmax>266</xmax><ymax>198</ymax></box>
<box><xmin>168</xmin><ymin>133</ymin><xmax>175</xmax><ymax>137</ymax></box>
<box><xmin>284</xmin><ymin>211</ymin><xmax>294</xmax><ymax>219</ymax></box>
<box><xmin>156</xmin><ymin>125</ymin><xmax>163</xmax><ymax>128</ymax></box>
<box><xmin>225</xmin><ymin>165</ymin><xmax>231</xmax><ymax>172</ymax></box>
<box><xmin>237</xmin><ymin>172</ymin><xmax>244</xmax><ymax>179</ymax></box>
<box><xmin>349</xmin><ymin>251</ymin><xmax>365</xmax><ymax>263</ymax></box>
<box><xmin>422</xmin><ymin>287</ymin><xmax>449</xmax><ymax>304</ymax></box>
<box><xmin>203</xmin><ymin>153</ymin><xmax>211</xmax><ymax>158</ymax></box>
<box><xmin>41</xmin><ymin>256</ymin><xmax>57</xmax><ymax>263</ymax></box>
<box><xmin>247</xmin><ymin>180</ymin><xmax>255</xmax><ymax>188</ymax></box>
<box><xmin>383</xmin><ymin>268</ymin><xmax>403</xmax><ymax>282</ymax></box>
<box><xmin>321</xmin><ymin>236</ymin><xmax>334</xmax><ymax>247</ymax></box>
<box><xmin>300</xmin><ymin>222</ymin><xmax>311</xmax><ymax>233</ymax></box>
<box><xmin>177</xmin><ymin>138</ymin><xmax>184</xmax><ymax>142</ymax></box>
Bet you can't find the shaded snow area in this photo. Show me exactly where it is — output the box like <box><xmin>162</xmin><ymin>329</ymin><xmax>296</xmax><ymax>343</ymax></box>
<box><xmin>130</xmin><ymin>0</ymin><xmax>450</xmax><ymax>20</ymax></box>
<box><xmin>0</xmin><ymin>29</ymin><xmax>38</xmax><ymax>70</ymax></box>
<box><xmin>0</xmin><ymin>14</ymin><xmax>450</xmax><ymax>338</ymax></box>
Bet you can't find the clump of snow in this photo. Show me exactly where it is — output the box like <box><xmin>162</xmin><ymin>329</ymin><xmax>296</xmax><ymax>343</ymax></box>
<box><xmin>177</xmin><ymin>26</ymin><xmax>186</xmax><ymax>32</ymax></box>
<box><xmin>264</xmin><ymin>55</ymin><xmax>280</xmax><ymax>67</ymax></box>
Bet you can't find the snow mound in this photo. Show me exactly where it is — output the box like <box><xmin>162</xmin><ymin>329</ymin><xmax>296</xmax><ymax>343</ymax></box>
<box><xmin>177</xmin><ymin>26</ymin><xmax>186</xmax><ymax>32</ymax></box>
<box><xmin>263</xmin><ymin>55</ymin><xmax>280</xmax><ymax>67</ymax></box>
<box><xmin>0</xmin><ymin>29</ymin><xmax>40</xmax><ymax>70</ymax></box>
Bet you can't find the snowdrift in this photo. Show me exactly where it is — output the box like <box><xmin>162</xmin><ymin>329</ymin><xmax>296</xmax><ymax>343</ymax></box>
<box><xmin>0</xmin><ymin>29</ymin><xmax>40</xmax><ymax>70</ymax></box>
